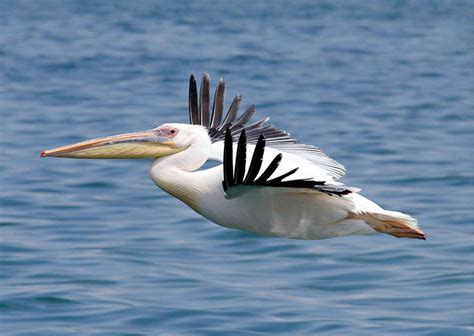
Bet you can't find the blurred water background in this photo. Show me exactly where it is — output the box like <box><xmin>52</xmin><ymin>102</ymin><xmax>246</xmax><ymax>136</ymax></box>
<box><xmin>1</xmin><ymin>1</ymin><xmax>473</xmax><ymax>335</ymax></box>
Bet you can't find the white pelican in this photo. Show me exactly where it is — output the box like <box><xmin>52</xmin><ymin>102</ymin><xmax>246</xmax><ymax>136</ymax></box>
<box><xmin>42</xmin><ymin>73</ymin><xmax>425</xmax><ymax>240</ymax></box>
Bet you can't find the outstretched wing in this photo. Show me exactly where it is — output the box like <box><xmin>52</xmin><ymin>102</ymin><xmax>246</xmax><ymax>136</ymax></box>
<box><xmin>222</xmin><ymin>129</ymin><xmax>358</xmax><ymax>198</ymax></box>
<box><xmin>188</xmin><ymin>73</ymin><xmax>346</xmax><ymax>180</ymax></box>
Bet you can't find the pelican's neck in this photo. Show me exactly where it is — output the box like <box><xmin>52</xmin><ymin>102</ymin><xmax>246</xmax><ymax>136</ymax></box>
<box><xmin>149</xmin><ymin>133</ymin><xmax>217</xmax><ymax>210</ymax></box>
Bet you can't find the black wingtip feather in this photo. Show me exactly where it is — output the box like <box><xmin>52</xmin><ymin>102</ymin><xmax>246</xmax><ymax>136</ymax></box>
<box><xmin>255</xmin><ymin>153</ymin><xmax>282</xmax><ymax>184</ymax></box>
<box><xmin>189</xmin><ymin>75</ymin><xmax>199</xmax><ymax>125</ymax></box>
<box><xmin>234</xmin><ymin>129</ymin><xmax>247</xmax><ymax>185</ymax></box>
<box><xmin>219</xmin><ymin>94</ymin><xmax>241</xmax><ymax>131</ymax></box>
<box><xmin>244</xmin><ymin>134</ymin><xmax>265</xmax><ymax>184</ymax></box>
<box><xmin>267</xmin><ymin>167</ymin><xmax>299</xmax><ymax>185</ymax></box>
<box><xmin>200</xmin><ymin>73</ymin><xmax>210</xmax><ymax>127</ymax></box>
<box><xmin>229</xmin><ymin>104</ymin><xmax>255</xmax><ymax>132</ymax></box>
<box><xmin>211</xmin><ymin>79</ymin><xmax>225</xmax><ymax>129</ymax></box>
<box><xmin>223</xmin><ymin>128</ymin><xmax>234</xmax><ymax>191</ymax></box>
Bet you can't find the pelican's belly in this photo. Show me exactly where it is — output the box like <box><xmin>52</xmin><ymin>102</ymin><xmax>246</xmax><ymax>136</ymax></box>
<box><xmin>196</xmin><ymin>187</ymin><xmax>370</xmax><ymax>240</ymax></box>
<box><xmin>150</xmin><ymin>163</ymin><xmax>374</xmax><ymax>240</ymax></box>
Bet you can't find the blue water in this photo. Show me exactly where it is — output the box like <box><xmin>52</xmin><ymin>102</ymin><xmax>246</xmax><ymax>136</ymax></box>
<box><xmin>1</xmin><ymin>1</ymin><xmax>473</xmax><ymax>335</ymax></box>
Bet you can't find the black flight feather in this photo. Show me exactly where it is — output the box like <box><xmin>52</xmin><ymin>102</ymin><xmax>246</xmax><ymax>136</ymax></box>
<box><xmin>243</xmin><ymin>135</ymin><xmax>265</xmax><ymax>184</ymax></box>
<box><xmin>266</xmin><ymin>167</ymin><xmax>299</xmax><ymax>185</ymax></box>
<box><xmin>188</xmin><ymin>75</ymin><xmax>199</xmax><ymax>125</ymax></box>
<box><xmin>223</xmin><ymin>128</ymin><xmax>234</xmax><ymax>191</ymax></box>
<box><xmin>219</xmin><ymin>94</ymin><xmax>241</xmax><ymax>131</ymax></box>
<box><xmin>234</xmin><ymin>130</ymin><xmax>247</xmax><ymax>185</ymax></box>
<box><xmin>229</xmin><ymin>104</ymin><xmax>255</xmax><ymax>131</ymax></box>
<box><xmin>200</xmin><ymin>73</ymin><xmax>210</xmax><ymax>128</ymax></box>
<box><xmin>277</xmin><ymin>180</ymin><xmax>321</xmax><ymax>188</ymax></box>
<box><xmin>255</xmin><ymin>154</ymin><xmax>282</xmax><ymax>184</ymax></box>
<box><xmin>211</xmin><ymin>79</ymin><xmax>225</xmax><ymax>129</ymax></box>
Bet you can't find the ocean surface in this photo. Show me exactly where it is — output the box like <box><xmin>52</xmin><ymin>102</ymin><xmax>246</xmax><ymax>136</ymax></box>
<box><xmin>1</xmin><ymin>1</ymin><xmax>473</xmax><ymax>335</ymax></box>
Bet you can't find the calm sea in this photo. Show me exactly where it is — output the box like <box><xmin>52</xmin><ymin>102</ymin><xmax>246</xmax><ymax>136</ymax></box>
<box><xmin>1</xmin><ymin>1</ymin><xmax>473</xmax><ymax>335</ymax></box>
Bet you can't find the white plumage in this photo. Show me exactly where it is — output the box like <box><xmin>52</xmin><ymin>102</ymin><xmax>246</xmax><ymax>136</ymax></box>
<box><xmin>148</xmin><ymin>124</ymin><xmax>423</xmax><ymax>240</ymax></box>
<box><xmin>42</xmin><ymin>74</ymin><xmax>425</xmax><ymax>240</ymax></box>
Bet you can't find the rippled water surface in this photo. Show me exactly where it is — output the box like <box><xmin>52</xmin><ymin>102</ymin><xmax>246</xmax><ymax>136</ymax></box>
<box><xmin>1</xmin><ymin>1</ymin><xmax>473</xmax><ymax>335</ymax></box>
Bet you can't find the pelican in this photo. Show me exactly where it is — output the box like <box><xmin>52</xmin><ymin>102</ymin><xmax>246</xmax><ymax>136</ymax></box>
<box><xmin>42</xmin><ymin>73</ymin><xmax>425</xmax><ymax>240</ymax></box>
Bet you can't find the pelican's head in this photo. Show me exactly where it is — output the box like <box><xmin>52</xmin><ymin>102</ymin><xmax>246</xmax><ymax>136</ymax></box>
<box><xmin>41</xmin><ymin>123</ymin><xmax>208</xmax><ymax>160</ymax></box>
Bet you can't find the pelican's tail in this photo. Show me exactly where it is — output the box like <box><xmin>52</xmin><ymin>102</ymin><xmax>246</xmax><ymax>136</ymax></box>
<box><xmin>346</xmin><ymin>193</ymin><xmax>426</xmax><ymax>240</ymax></box>
<box><xmin>349</xmin><ymin>210</ymin><xmax>425</xmax><ymax>240</ymax></box>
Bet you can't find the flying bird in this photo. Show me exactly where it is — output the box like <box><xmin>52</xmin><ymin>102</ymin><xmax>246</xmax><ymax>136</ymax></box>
<box><xmin>42</xmin><ymin>73</ymin><xmax>425</xmax><ymax>240</ymax></box>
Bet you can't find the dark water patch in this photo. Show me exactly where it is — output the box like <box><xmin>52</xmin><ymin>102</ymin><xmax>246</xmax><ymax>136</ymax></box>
<box><xmin>33</xmin><ymin>296</ymin><xmax>79</xmax><ymax>305</ymax></box>
<box><xmin>0</xmin><ymin>221</ymin><xmax>21</xmax><ymax>227</ymax></box>
<box><xmin>0</xmin><ymin>198</ymin><xmax>34</xmax><ymax>208</ymax></box>
<box><xmin>60</xmin><ymin>279</ymin><xmax>118</xmax><ymax>286</ymax></box>
<box><xmin>415</xmin><ymin>72</ymin><xmax>443</xmax><ymax>79</ymax></box>
<box><xmin>68</xmin><ymin>181</ymin><xmax>117</xmax><ymax>189</ymax></box>
<box><xmin>0</xmin><ymin>243</ymin><xmax>39</xmax><ymax>254</ymax></box>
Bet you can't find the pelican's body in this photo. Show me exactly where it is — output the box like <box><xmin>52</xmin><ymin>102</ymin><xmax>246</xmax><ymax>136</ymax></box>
<box><xmin>147</xmin><ymin>125</ymin><xmax>368</xmax><ymax>239</ymax></box>
<box><xmin>153</xmin><ymin>164</ymin><xmax>375</xmax><ymax>239</ymax></box>
<box><xmin>42</xmin><ymin>74</ymin><xmax>425</xmax><ymax>240</ymax></box>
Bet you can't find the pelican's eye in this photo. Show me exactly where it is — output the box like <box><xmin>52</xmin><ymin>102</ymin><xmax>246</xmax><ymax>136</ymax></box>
<box><xmin>157</xmin><ymin>126</ymin><xmax>179</xmax><ymax>138</ymax></box>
